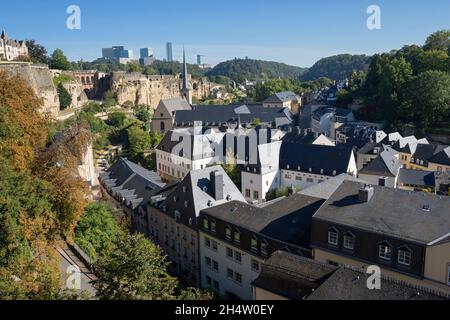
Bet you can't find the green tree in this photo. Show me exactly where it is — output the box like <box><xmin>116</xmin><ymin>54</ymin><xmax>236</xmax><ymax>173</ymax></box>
<box><xmin>128</xmin><ymin>125</ymin><xmax>150</xmax><ymax>158</ymax></box>
<box><xmin>423</xmin><ymin>30</ymin><xmax>450</xmax><ymax>52</ymax></box>
<box><xmin>25</xmin><ymin>39</ymin><xmax>48</xmax><ymax>64</ymax></box>
<box><xmin>103</xmin><ymin>97</ymin><xmax>118</xmax><ymax>109</ymax></box>
<box><xmin>74</xmin><ymin>202</ymin><xmax>124</xmax><ymax>261</ymax></box>
<box><xmin>107</xmin><ymin>112</ymin><xmax>127</xmax><ymax>128</ymax></box>
<box><xmin>251</xmin><ymin>117</ymin><xmax>261</xmax><ymax>127</ymax></box>
<box><xmin>398</xmin><ymin>70</ymin><xmax>450</xmax><ymax>129</ymax></box>
<box><xmin>149</xmin><ymin>131</ymin><xmax>164</xmax><ymax>149</ymax></box>
<box><xmin>49</xmin><ymin>49</ymin><xmax>71</xmax><ymax>71</ymax></box>
<box><xmin>416</xmin><ymin>50</ymin><xmax>449</xmax><ymax>74</ymax></box>
<box><xmin>57</xmin><ymin>83</ymin><xmax>72</xmax><ymax>110</ymax></box>
<box><xmin>92</xmin><ymin>234</ymin><xmax>178</xmax><ymax>300</ymax></box>
<box><xmin>135</xmin><ymin>107</ymin><xmax>151</xmax><ymax>123</ymax></box>
<box><xmin>127</xmin><ymin>61</ymin><xmax>142</xmax><ymax>73</ymax></box>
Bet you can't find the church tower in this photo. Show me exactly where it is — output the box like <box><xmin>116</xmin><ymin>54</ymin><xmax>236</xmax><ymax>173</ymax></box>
<box><xmin>181</xmin><ymin>48</ymin><xmax>193</xmax><ymax>104</ymax></box>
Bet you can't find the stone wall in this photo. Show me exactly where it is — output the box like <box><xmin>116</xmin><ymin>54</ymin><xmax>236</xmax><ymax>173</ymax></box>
<box><xmin>62</xmin><ymin>82</ymin><xmax>89</xmax><ymax>109</ymax></box>
<box><xmin>0</xmin><ymin>62</ymin><xmax>60</xmax><ymax>117</ymax></box>
<box><xmin>100</xmin><ymin>71</ymin><xmax>221</xmax><ymax>110</ymax></box>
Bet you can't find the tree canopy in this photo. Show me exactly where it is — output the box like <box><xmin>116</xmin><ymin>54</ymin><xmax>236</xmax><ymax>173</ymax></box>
<box><xmin>49</xmin><ymin>49</ymin><xmax>71</xmax><ymax>71</ymax></box>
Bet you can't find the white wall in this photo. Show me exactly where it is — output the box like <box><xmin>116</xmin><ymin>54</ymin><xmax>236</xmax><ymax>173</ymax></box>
<box><xmin>199</xmin><ymin>232</ymin><xmax>262</xmax><ymax>300</ymax></box>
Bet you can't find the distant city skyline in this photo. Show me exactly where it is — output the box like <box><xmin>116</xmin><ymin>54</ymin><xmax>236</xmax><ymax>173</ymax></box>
<box><xmin>1</xmin><ymin>0</ymin><xmax>450</xmax><ymax>67</ymax></box>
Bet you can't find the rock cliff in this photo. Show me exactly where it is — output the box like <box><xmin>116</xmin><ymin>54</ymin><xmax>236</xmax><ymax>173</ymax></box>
<box><xmin>0</xmin><ymin>63</ymin><xmax>60</xmax><ymax>117</ymax></box>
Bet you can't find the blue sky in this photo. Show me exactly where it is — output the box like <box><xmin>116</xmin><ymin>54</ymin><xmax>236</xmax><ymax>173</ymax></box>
<box><xmin>1</xmin><ymin>0</ymin><xmax>450</xmax><ymax>67</ymax></box>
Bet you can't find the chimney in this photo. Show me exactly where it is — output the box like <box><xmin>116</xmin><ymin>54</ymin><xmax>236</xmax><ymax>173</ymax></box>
<box><xmin>359</xmin><ymin>185</ymin><xmax>374</xmax><ymax>203</ymax></box>
<box><xmin>210</xmin><ymin>171</ymin><xmax>224</xmax><ymax>201</ymax></box>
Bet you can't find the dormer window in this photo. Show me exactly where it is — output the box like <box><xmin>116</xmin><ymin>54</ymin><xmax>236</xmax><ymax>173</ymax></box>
<box><xmin>251</xmin><ymin>236</ymin><xmax>258</xmax><ymax>252</ymax></box>
<box><xmin>379</xmin><ymin>241</ymin><xmax>392</xmax><ymax>261</ymax></box>
<box><xmin>328</xmin><ymin>228</ymin><xmax>339</xmax><ymax>246</ymax></box>
<box><xmin>343</xmin><ymin>232</ymin><xmax>355</xmax><ymax>251</ymax></box>
<box><xmin>398</xmin><ymin>247</ymin><xmax>412</xmax><ymax>266</ymax></box>
<box><xmin>261</xmin><ymin>240</ymin><xmax>268</xmax><ymax>256</ymax></box>
<box><xmin>234</xmin><ymin>229</ymin><xmax>241</xmax><ymax>244</ymax></box>
<box><xmin>202</xmin><ymin>217</ymin><xmax>209</xmax><ymax>230</ymax></box>
<box><xmin>225</xmin><ymin>226</ymin><xmax>232</xmax><ymax>240</ymax></box>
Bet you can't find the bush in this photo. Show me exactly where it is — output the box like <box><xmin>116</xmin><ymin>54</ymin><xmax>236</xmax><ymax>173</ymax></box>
<box><xmin>74</xmin><ymin>202</ymin><xmax>124</xmax><ymax>261</ymax></box>
<box><xmin>107</xmin><ymin>112</ymin><xmax>127</xmax><ymax>128</ymax></box>
<box><xmin>57</xmin><ymin>83</ymin><xmax>72</xmax><ymax>110</ymax></box>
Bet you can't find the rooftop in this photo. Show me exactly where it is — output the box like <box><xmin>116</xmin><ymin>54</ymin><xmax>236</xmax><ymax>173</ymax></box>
<box><xmin>313</xmin><ymin>180</ymin><xmax>450</xmax><ymax>245</ymax></box>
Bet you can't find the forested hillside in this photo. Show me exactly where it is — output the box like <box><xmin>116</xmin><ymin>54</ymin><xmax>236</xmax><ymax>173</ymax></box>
<box><xmin>300</xmin><ymin>54</ymin><xmax>371</xmax><ymax>81</ymax></box>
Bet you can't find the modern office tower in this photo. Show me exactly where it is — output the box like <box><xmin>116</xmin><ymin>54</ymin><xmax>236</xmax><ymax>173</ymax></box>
<box><xmin>166</xmin><ymin>42</ymin><xmax>173</xmax><ymax>62</ymax></box>
<box><xmin>140</xmin><ymin>48</ymin><xmax>153</xmax><ymax>58</ymax></box>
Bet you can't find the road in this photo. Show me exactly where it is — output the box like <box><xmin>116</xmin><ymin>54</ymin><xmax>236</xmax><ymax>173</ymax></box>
<box><xmin>58</xmin><ymin>245</ymin><xmax>97</xmax><ymax>297</ymax></box>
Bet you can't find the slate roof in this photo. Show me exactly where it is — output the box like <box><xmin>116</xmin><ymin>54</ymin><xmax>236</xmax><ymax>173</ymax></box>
<box><xmin>312</xmin><ymin>107</ymin><xmax>353</xmax><ymax>121</ymax></box>
<box><xmin>264</xmin><ymin>91</ymin><xmax>299</xmax><ymax>103</ymax></box>
<box><xmin>99</xmin><ymin>158</ymin><xmax>165</xmax><ymax>209</ymax></box>
<box><xmin>299</xmin><ymin>174</ymin><xmax>365</xmax><ymax>200</ymax></box>
<box><xmin>159</xmin><ymin>97</ymin><xmax>192</xmax><ymax>114</ymax></box>
<box><xmin>359</xmin><ymin>146</ymin><xmax>401</xmax><ymax>177</ymax></box>
<box><xmin>157</xmin><ymin>166</ymin><xmax>246</xmax><ymax>227</ymax></box>
<box><xmin>252</xmin><ymin>251</ymin><xmax>448</xmax><ymax>300</ymax></box>
<box><xmin>279</xmin><ymin>143</ymin><xmax>354</xmax><ymax>176</ymax></box>
<box><xmin>201</xmin><ymin>194</ymin><xmax>324</xmax><ymax>248</ymax></box>
<box><xmin>398</xmin><ymin>168</ymin><xmax>436</xmax><ymax>188</ymax></box>
<box><xmin>313</xmin><ymin>180</ymin><xmax>450</xmax><ymax>245</ymax></box>
<box><xmin>412</xmin><ymin>144</ymin><xmax>449</xmax><ymax>165</ymax></box>
<box><xmin>174</xmin><ymin>104</ymin><xmax>294</xmax><ymax>128</ymax></box>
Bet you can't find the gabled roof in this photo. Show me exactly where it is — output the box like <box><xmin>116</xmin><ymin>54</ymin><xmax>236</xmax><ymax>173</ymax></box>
<box><xmin>253</xmin><ymin>251</ymin><xmax>447</xmax><ymax>300</ymax></box>
<box><xmin>99</xmin><ymin>158</ymin><xmax>165</xmax><ymax>209</ymax></box>
<box><xmin>428</xmin><ymin>146</ymin><xmax>450</xmax><ymax>166</ymax></box>
<box><xmin>159</xmin><ymin>166</ymin><xmax>246</xmax><ymax>226</ymax></box>
<box><xmin>299</xmin><ymin>174</ymin><xmax>365</xmax><ymax>200</ymax></box>
<box><xmin>264</xmin><ymin>91</ymin><xmax>299</xmax><ymax>103</ymax></box>
<box><xmin>201</xmin><ymin>194</ymin><xmax>324</xmax><ymax>248</ymax></box>
<box><xmin>313</xmin><ymin>180</ymin><xmax>450</xmax><ymax>245</ymax></box>
<box><xmin>174</xmin><ymin>104</ymin><xmax>294</xmax><ymax>128</ymax></box>
<box><xmin>359</xmin><ymin>146</ymin><xmax>401</xmax><ymax>177</ymax></box>
<box><xmin>398</xmin><ymin>168</ymin><xmax>435</xmax><ymax>188</ymax></box>
<box><xmin>159</xmin><ymin>97</ymin><xmax>192</xmax><ymax>114</ymax></box>
<box><xmin>279</xmin><ymin>143</ymin><xmax>354</xmax><ymax>176</ymax></box>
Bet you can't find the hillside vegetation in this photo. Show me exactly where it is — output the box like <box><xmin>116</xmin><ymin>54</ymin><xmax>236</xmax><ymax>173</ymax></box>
<box><xmin>301</xmin><ymin>54</ymin><xmax>371</xmax><ymax>81</ymax></box>
<box><xmin>206</xmin><ymin>58</ymin><xmax>307</xmax><ymax>82</ymax></box>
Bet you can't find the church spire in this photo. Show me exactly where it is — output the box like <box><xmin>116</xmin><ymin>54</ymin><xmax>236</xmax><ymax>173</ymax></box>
<box><xmin>182</xmin><ymin>47</ymin><xmax>190</xmax><ymax>90</ymax></box>
<box><xmin>181</xmin><ymin>47</ymin><xmax>192</xmax><ymax>104</ymax></box>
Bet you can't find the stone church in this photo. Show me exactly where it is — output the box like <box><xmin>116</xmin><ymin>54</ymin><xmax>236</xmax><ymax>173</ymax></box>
<box><xmin>0</xmin><ymin>30</ymin><xmax>29</xmax><ymax>61</ymax></box>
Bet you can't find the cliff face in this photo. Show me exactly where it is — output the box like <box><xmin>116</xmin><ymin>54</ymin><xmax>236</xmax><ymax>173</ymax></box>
<box><xmin>102</xmin><ymin>72</ymin><xmax>219</xmax><ymax>109</ymax></box>
<box><xmin>62</xmin><ymin>82</ymin><xmax>89</xmax><ymax>109</ymax></box>
<box><xmin>0</xmin><ymin>63</ymin><xmax>60</xmax><ymax>117</ymax></box>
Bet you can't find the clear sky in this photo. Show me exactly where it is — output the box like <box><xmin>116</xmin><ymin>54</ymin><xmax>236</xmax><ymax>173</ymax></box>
<box><xmin>1</xmin><ymin>0</ymin><xmax>450</xmax><ymax>67</ymax></box>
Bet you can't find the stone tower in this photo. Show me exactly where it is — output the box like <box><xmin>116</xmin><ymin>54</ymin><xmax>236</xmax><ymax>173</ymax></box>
<box><xmin>181</xmin><ymin>48</ymin><xmax>192</xmax><ymax>104</ymax></box>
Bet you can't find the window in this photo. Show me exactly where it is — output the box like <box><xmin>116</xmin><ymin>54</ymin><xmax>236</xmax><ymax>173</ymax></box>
<box><xmin>328</xmin><ymin>228</ymin><xmax>339</xmax><ymax>246</ymax></box>
<box><xmin>210</xmin><ymin>220</ymin><xmax>216</xmax><ymax>233</ymax></box>
<box><xmin>202</xmin><ymin>217</ymin><xmax>209</xmax><ymax>230</ymax></box>
<box><xmin>227</xmin><ymin>268</ymin><xmax>234</xmax><ymax>280</ymax></box>
<box><xmin>235</xmin><ymin>251</ymin><xmax>242</xmax><ymax>263</ymax></box>
<box><xmin>213</xmin><ymin>260</ymin><xmax>219</xmax><ymax>272</ymax></box>
<box><xmin>343</xmin><ymin>232</ymin><xmax>355</xmax><ymax>251</ymax></box>
<box><xmin>206</xmin><ymin>276</ymin><xmax>212</xmax><ymax>286</ymax></box>
<box><xmin>204</xmin><ymin>237</ymin><xmax>211</xmax><ymax>248</ymax></box>
<box><xmin>234</xmin><ymin>230</ymin><xmax>241</xmax><ymax>244</ymax></box>
<box><xmin>245</xmin><ymin>189</ymin><xmax>251</xmax><ymax>198</ymax></box>
<box><xmin>307</xmin><ymin>178</ymin><xmax>314</xmax><ymax>183</ymax></box>
<box><xmin>253</xmin><ymin>191</ymin><xmax>259</xmax><ymax>200</ymax></box>
<box><xmin>205</xmin><ymin>256</ymin><xmax>212</xmax><ymax>267</ymax></box>
<box><xmin>261</xmin><ymin>240</ymin><xmax>268</xmax><ymax>256</ymax></box>
<box><xmin>379</xmin><ymin>242</ymin><xmax>392</xmax><ymax>261</ymax></box>
<box><xmin>398</xmin><ymin>248</ymin><xmax>412</xmax><ymax>266</ymax></box>
<box><xmin>251</xmin><ymin>236</ymin><xmax>258</xmax><ymax>252</ymax></box>
<box><xmin>296</xmin><ymin>176</ymin><xmax>302</xmax><ymax>181</ymax></box>
<box><xmin>212</xmin><ymin>240</ymin><xmax>218</xmax><ymax>252</ymax></box>
<box><xmin>226</xmin><ymin>247</ymin><xmax>233</xmax><ymax>259</ymax></box>
<box><xmin>213</xmin><ymin>280</ymin><xmax>220</xmax><ymax>291</ymax></box>
<box><xmin>225</xmin><ymin>226</ymin><xmax>232</xmax><ymax>240</ymax></box>
<box><xmin>251</xmin><ymin>259</ymin><xmax>260</xmax><ymax>272</ymax></box>
<box><xmin>235</xmin><ymin>273</ymin><xmax>242</xmax><ymax>284</ymax></box>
